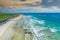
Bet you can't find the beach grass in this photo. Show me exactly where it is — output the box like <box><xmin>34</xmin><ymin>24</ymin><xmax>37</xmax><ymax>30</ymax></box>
<box><xmin>0</xmin><ymin>12</ymin><xmax>19</xmax><ymax>21</ymax></box>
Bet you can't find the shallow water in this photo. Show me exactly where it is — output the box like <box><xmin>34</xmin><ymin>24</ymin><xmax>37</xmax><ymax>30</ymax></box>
<box><xmin>21</xmin><ymin>13</ymin><xmax>60</xmax><ymax>40</ymax></box>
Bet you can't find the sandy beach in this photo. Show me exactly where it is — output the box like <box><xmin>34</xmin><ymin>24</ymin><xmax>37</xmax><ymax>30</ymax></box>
<box><xmin>0</xmin><ymin>15</ymin><xmax>25</xmax><ymax>40</ymax></box>
<box><xmin>11</xmin><ymin>28</ymin><xmax>25</xmax><ymax>40</ymax></box>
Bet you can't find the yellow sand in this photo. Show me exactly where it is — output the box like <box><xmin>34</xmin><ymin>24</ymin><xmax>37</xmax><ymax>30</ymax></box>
<box><xmin>0</xmin><ymin>15</ymin><xmax>25</xmax><ymax>40</ymax></box>
<box><xmin>11</xmin><ymin>28</ymin><xmax>25</xmax><ymax>40</ymax></box>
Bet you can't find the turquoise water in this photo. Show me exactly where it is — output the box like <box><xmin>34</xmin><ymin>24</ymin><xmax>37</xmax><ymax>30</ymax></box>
<box><xmin>20</xmin><ymin>13</ymin><xmax>60</xmax><ymax>40</ymax></box>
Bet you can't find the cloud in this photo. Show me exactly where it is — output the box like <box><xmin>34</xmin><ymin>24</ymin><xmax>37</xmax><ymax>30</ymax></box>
<box><xmin>0</xmin><ymin>0</ymin><xmax>60</xmax><ymax>13</ymax></box>
<box><xmin>0</xmin><ymin>0</ymin><xmax>42</xmax><ymax>8</ymax></box>
<box><xmin>31</xmin><ymin>6</ymin><xmax>60</xmax><ymax>11</ymax></box>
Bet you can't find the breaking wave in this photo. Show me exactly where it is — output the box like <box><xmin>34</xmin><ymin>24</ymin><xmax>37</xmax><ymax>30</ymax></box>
<box><xmin>18</xmin><ymin>15</ymin><xmax>60</xmax><ymax>40</ymax></box>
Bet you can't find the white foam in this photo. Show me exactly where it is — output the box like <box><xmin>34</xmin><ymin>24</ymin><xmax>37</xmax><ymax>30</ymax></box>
<box><xmin>35</xmin><ymin>20</ymin><xmax>45</xmax><ymax>25</ymax></box>
<box><xmin>50</xmin><ymin>28</ymin><xmax>58</xmax><ymax>32</ymax></box>
<box><xmin>29</xmin><ymin>18</ymin><xmax>45</xmax><ymax>25</ymax></box>
<box><xmin>28</xmin><ymin>19</ymin><xmax>46</xmax><ymax>37</ymax></box>
<box><xmin>25</xmin><ymin>16</ymin><xmax>46</xmax><ymax>38</ymax></box>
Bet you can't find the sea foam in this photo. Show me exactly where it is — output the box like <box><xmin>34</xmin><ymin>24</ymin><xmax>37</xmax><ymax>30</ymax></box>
<box><xmin>49</xmin><ymin>28</ymin><xmax>58</xmax><ymax>32</ymax></box>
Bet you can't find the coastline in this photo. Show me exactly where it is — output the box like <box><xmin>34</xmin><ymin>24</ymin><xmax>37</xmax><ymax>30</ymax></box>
<box><xmin>0</xmin><ymin>15</ymin><xmax>26</xmax><ymax>40</ymax></box>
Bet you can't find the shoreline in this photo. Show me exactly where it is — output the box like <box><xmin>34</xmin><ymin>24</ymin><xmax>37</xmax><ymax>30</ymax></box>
<box><xmin>0</xmin><ymin>15</ymin><xmax>25</xmax><ymax>40</ymax></box>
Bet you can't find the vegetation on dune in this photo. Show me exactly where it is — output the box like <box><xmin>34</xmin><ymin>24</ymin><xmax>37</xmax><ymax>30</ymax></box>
<box><xmin>0</xmin><ymin>12</ymin><xmax>19</xmax><ymax>21</ymax></box>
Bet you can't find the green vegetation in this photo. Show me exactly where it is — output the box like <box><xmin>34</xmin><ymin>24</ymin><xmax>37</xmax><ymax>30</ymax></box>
<box><xmin>0</xmin><ymin>12</ymin><xmax>19</xmax><ymax>21</ymax></box>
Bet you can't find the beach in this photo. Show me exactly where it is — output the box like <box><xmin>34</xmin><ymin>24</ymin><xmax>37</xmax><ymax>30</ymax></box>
<box><xmin>0</xmin><ymin>15</ymin><xmax>26</xmax><ymax>40</ymax></box>
<box><xmin>0</xmin><ymin>13</ymin><xmax>60</xmax><ymax>40</ymax></box>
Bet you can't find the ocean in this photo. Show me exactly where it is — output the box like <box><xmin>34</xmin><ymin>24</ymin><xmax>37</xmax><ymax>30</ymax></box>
<box><xmin>21</xmin><ymin>13</ymin><xmax>60</xmax><ymax>40</ymax></box>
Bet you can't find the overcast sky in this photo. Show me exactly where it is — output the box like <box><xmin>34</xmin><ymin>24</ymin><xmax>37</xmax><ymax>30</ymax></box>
<box><xmin>0</xmin><ymin>0</ymin><xmax>60</xmax><ymax>13</ymax></box>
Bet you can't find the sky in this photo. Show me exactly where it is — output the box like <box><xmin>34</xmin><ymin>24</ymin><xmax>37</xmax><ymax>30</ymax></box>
<box><xmin>0</xmin><ymin>0</ymin><xmax>60</xmax><ymax>13</ymax></box>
